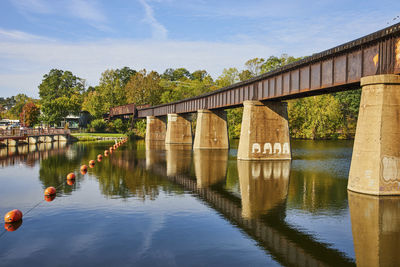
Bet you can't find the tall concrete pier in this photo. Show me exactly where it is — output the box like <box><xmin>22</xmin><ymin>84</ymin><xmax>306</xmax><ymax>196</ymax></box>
<box><xmin>348</xmin><ymin>75</ymin><xmax>400</xmax><ymax>195</ymax></box>
<box><xmin>193</xmin><ymin>110</ymin><xmax>229</xmax><ymax>149</ymax></box>
<box><xmin>165</xmin><ymin>114</ymin><xmax>192</xmax><ymax>144</ymax></box>
<box><xmin>237</xmin><ymin>100</ymin><xmax>291</xmax><ymax>160</ymax></box>
<box><xmin>145</xmin><ymin>116</ymin><xmax>166</xmax><ymax>143</ymax></box>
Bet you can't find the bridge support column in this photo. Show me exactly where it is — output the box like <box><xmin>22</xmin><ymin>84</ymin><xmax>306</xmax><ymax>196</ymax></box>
<box><xmin>6</xmin><ymin>139</ymin><xmax>18</xmax><ymax>147</ymax></box>
<box><xmin>45</xmin><ymin>136</ymin><xmax>53</xmax><ymax>143</ymax></box>
<box><xmin>238</xmin><ymin>100</ymin><xmax>291</xmax><ymax>160</ymax></box>
<box><xmin>348</xmin><ymin>74</ymin><xmax>400</xmax><ymax>195</ymax></box>
<box><xmin>145</xmin><ymin>116</ymin><xmax>166</xmax><ymax>143</ymax></box>
<box><xmin>28</xmin><ymin>136</ymin><xmax>38</xmax><ymax>144</ymax></box>
<box><xmin>165</xmin><ymin>114</ymin><xmax>192</xmax><ymax>144</ymax></box>
<box><xmin>58</xmin><ymin>135</ymin><xmax>68</xmax><ymax>142</ymax></box>
<box><xmin>193</xmin><ymin>110</ymin><xmax>229</xmax><ymax>149</ymax></box>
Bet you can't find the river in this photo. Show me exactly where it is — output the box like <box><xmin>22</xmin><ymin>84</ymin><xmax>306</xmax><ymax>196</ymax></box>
<box><xmin>0</xmin><ymin>139</ymin><xmax>398</xmax><ymax>266</ymax></box>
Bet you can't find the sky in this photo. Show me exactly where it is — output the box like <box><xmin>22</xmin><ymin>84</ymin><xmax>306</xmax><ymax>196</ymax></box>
<box><xmin>0</xmin><ymin>0</ymin><xmax>398</xmax><ymax>98</ymax></box>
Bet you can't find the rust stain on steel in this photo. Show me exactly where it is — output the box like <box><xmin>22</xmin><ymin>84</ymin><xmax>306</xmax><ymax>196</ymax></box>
<box><xmin>373</xmin><ymin>54</ymin><xmax>379</xmax><ymax>67</ymax></box>
<box><xmin>396</xmin><ymin>38</ymin><xmax>400</xmax><ymax>70</ymax></box>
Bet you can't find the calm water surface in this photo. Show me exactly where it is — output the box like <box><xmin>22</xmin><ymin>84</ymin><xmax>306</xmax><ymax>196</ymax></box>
<box><xmin>0</xmin><ymin>139</ymin><xmax>398</xmax><ymax>266</ymax></box>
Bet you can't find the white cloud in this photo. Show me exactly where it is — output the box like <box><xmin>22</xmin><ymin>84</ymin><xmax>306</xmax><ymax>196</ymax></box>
<box><xmin>138</xmin><ymin>0</ymin><xmax>168</xmax><ymax>40</ymax></box>
<box><xmin>0</xmin><ymin>38</ymin><xmax>276</xmax><ymax>97</ymax></box>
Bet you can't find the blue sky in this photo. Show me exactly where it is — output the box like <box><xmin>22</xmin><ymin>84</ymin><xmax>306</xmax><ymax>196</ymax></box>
<box><xmin>0</xmin><ymin>0</ymin><xmax>398</xmax><ymax>97</ymax></box>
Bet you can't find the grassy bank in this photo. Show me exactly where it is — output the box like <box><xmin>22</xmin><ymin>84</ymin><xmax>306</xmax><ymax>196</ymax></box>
<box><xmin>71</xmin><ymin>133</ymin><xmax>127</xmax><ymax>142</ymax></box>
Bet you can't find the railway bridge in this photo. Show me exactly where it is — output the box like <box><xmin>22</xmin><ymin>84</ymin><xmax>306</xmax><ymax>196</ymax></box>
<box><xmin>110</xmin><ymin>23</ymin><xmax>400</xmax><ymax>195</ymax></box>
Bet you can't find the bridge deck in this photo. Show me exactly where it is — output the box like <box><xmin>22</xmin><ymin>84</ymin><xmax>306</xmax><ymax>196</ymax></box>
<box><xmin>0</xmin><ymin>129</ymin><xmax>70</xmax><ymax>141</ymax></box>
<box><xmin>135</xmin><ymin>22</ymin><xmax>400</xmax><ymax>118</ymax></box>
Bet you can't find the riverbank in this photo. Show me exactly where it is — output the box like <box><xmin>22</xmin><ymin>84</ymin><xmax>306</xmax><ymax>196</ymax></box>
<box><xmin>71</xmin><ymin>133</ymin><xmax>127</xmax><ymax>142</ymax></box>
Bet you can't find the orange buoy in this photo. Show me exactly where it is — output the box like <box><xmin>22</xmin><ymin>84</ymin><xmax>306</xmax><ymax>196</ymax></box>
<box><xmin>80</xmin><ymin>169</ymin><xmax>87</xmax><ymax>175</ymax></box>
<box><xmin>104</xmin><ymin>150</ymin><xmax>109</xmax><ymax>156</ymax></box>
<box><xmin>44</xmin><ymin>194</ymin><xmax>56</xmax><ymax>202</ymax></box>
<box><xmin>4</xmin><ymin>220</ymin><xmax>23</xmax><ymax>232</ymax></box>
<box><xmin>4</xmin><ymin>209</ymin><xmax>23</xmax><ymax>223</ymax></box>
<box><xmin>97</xmin><ymin>154</ymin><xmax>103</xmax><ymax>159</ymax></box>
<box><xmin>67</xmin><ymin>179</ymin><xmax>75</xmax><ymax>186</ymax></box>
<box><xmin>67</xmin><ymin>173</ymin><xmax>76</xmax><ymax>180</ymax></box>
<box><xmin>44</xmin><ymin>186</ymin><xmax>56</xmax><ymax>196</ymax></box>
<box><xmin>97</xmin><ymin>158</ymin><xmax>102</xmax><ymax>162</ymax></box>
<box><xmin>89</xmin><ymin>160</ymin><xmax>95</xmax><ymax>165</ymax></box>
<box><xmin>80</xmin><ymin>165</ymin><xmax>88</xmax><ymax>171</ymax></box>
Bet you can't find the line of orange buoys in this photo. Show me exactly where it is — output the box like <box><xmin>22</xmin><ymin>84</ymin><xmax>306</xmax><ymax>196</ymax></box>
<box><xmin>3</xmin><ymin>138</ymin><xmax>128</xmax><ymax>232</ymax></box>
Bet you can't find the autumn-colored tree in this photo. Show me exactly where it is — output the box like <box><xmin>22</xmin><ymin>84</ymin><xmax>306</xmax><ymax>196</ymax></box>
<box><xmin>20</xmin><ymin>102</ymin><xmax>40</xmax><ymax>127</ymax></box>
<box><xmin>125</xmin><ymin>69</ymin><xmax>163</xmax><ymax>105</ymax></box>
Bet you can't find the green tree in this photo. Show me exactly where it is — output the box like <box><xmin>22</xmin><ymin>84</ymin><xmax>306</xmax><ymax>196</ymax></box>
<box><xmin>81</xmin><ymin>91</ymin><xmax>105</xmax><ymax>118</ymax></box>
<box><xmin>245</xmin><ymin>57</ymin><xmax>265</xmax><ymax>76</ymax></box>
<box><xmin>8</xmin><ymin>94</ymin><xmax>31</xmax><ymax>119</ymax></box>
<box><xmin>333</xmin><ymin>89</ymin><xmax>361</xmax><ymax>138</ymax></box>
<box><xmin>39</xmin><ymin>69</ymin><xmax>84</xmax><ymax>125</ymax></box>
<box><xmin>125</xmin><ymin>69</ymin><xmax>163</xmax><ymax>105</ymax></box>
<box><xmin>116</xmin><ymin>67</ymin><xmax>137</xmax><ymax>87</ymax></box>
<box><xmin>288</xmin><ymin>95</ymin><xmax>342</xmax><ymax>139</ymax></box>
<box><xmin>260</xmin><ymin>54</ymin><xmax>301</xmax><ymax>74</ymax></box>
<box><xmin>216</xmin><ymin>68</ymin><xmax>239</xmax><ymax>88</ymax></box>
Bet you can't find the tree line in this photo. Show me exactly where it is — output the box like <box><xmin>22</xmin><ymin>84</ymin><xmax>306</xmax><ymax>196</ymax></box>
<box><xmin>1</xmin><ymin>54</ymin><xmax>360</xmax><ymax>139</ymax></box>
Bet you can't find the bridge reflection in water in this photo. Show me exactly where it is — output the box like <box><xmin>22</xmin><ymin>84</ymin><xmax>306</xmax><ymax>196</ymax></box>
<box><xmin>141</xmin><ymin>142</ymin><xmax>355</xmax><ymax>266</ymax></box>
<box><xmin>103</xmin><ymin>142</ymin><xmax>400</xmax><ymax>266</ymax></box>
<box><xmin>0</xmin><ymin>141</ymin><xmax>68</xmax><ymax>168</ymax></box>
<box><xmin>348</xmin><ymin>191</ymin><xmax>400</xmax><ymax>267</ymax></box>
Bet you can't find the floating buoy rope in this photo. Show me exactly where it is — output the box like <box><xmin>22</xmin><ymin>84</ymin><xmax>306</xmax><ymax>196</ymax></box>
<box><xmin>1</xmin><ymin>139</ymin><xmax>128</xmax><ymax>236</ymax></box>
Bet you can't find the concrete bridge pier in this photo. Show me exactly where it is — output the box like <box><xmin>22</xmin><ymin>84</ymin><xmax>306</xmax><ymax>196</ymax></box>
<box><xmin>45</xmin><ymin>136</ymin><xmax>54</xmax><ymax>143</ymax></box>
<box><xmin>28</xmin><ymin>136</ymin><xmax>38</xmax><ymax>144</ymax></box>
<box><xmin>145</xmin><ymin>116</ymin><xmax>166</xmax><ymax>143</ymax></box>
<box><xmin>348</xmin><ymin>75</ymin><xmax>400</xmax><ymax>195</ymax></box>
<box><xmin>193</xmin><ymin>110</ymin><xmax>229</xmax><ymax>149</ymax></box>
<box><xmin>58</xmin><ymin>135</ymin><xmax>68</xmax><ymax>142</ymax></box>
<box><xmin>237</xmin><ymin>100</ymin><xmax>291</xmax><ymax>160</ymax></box>
<box><xmin>165</xmin><ymin>114</ymin><xmax>192</xmax><ymax>144</ymax></box>
<box><xmin>6</xmin><ymin>139</ymin><xmax>18</xmax><ymax>147</ymax></box>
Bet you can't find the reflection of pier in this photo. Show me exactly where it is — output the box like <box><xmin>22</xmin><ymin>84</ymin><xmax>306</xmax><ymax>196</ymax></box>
<box><xmin>0</xmin><ymin>142</ymin><xmax>69</xmax><ymax>167</ymax></box>
<box><xmin>348</xmin><ymin>191</ymin><xmax>400</xmax><ymax>267</ymax></box>
<box><xmin>141</xmin><ymin>148</ymin><xmax>355</xmax><ymax>266</ymax></box>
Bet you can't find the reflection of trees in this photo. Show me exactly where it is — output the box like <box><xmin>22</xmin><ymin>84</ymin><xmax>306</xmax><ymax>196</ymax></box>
<box><xmin>36</xmin><ymin>141</ymin><xmax>181</xmax><ymax>200</ymax></box>
<box><xmin>94</xmin><ymin>148</ymin><xmax>182</xmax><ymax>200</ymax></box>
<box><xmin>38</xmin><ymin>147</ymin><xmax>83</xmax><ymax>195</ymax></box>
<box><xmin>287</xmin><ymin>170</ymin><xmax>348</xmax><ymax>213</ymax></box>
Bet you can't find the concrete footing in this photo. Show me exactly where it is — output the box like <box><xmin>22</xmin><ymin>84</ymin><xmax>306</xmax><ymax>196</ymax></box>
<box><xmin>165</xmin><ymin>114</ymin><xmax>192</xmax><ymax>144</ymax></box>
<box><xmin>237</xmin><ymin>100</ymin><xmax>291</xmax><ymax>160</ymax></box>
<box><xmin>145</xmin><ymin>116</ymin><xmax>166</xmax><ymax>143</ymax></box>
<box><xmin>348</xmin><ymin>74</ymin><xmax>400</xmax><ymax>195</ymax></box>
<box><xmin>193</xmin><ymin>110</ymin><xmax>229</xmax><ymax>149</ymax></box>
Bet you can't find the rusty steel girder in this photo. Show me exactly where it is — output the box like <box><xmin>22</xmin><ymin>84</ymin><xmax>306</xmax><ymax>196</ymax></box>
<box><xmin>133</xmin><ymin>23</ymin><xmax>400</xmax><ymax>118</ymax></box>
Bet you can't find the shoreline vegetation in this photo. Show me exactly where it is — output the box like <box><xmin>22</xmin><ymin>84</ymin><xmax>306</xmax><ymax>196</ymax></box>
<box><xmin>2</xmin><ymin>55</ymin><xmax>361</xmax><ymax>141</ymax></box>
<box><xmin>71</xmin><ymin>133</ymin><xmax>126</xmax><ymax>142</ymax></box>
